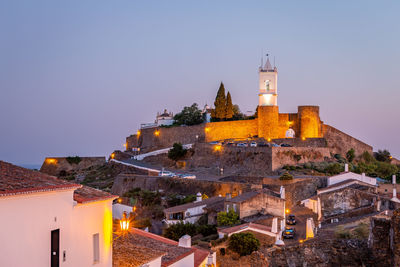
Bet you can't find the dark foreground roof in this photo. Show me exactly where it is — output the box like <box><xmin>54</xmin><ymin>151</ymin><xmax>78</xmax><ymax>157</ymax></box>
<box><xmin>0</xmin><ymin>160</ymin><xmax>116</xmax><ymax>203</ymax></box>
<box><xmin>113</xmin><ymin>228</ymin><xmax>209</xmax><ymax>267</ymax></box>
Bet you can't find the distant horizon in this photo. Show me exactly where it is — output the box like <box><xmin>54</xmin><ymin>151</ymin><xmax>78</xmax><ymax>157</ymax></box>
<box><xmin>2</xmin><ymin>1</ymin><xmax>399</xmax><ymax>165</ymax></box>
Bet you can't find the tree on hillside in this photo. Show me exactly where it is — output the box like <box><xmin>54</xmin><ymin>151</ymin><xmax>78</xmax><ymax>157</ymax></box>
<box><xmin>225</xmin><ymin>91</ymin><xmax>234</xmax><ymax>119</ymax></box>
<box><xmin>217</xmin><ymin>208</ymin><xmax>240</xmax><ymax>226</ymax></box>
<box><xmin>232</xmin><ymin>104</ymin><xmax>244</xmax><ymax>120</ymax></box>
<box><xmin>173</xmin><ymin>103</ymin><xmax>203</xmax><ymax>126</ymax></box>
<box><xmin>228</xmin><ymin>232</ymin><xmax>260</xmax><ymax>256</ymax></box>
<box><xmin>346</xmin><ymin>148</ymin><xmax>355</xmax><ymax>163</ymax></box>
<box><xmin>168</xmin><ymin>143</ymin><xmax>187</xmax><ymax>161</ymax></box>
<box><xmin>374</xmin><ymin>149</ymin><xmax>392</xmax><ymax>163</ymax></box>
<box><xmin>212</xmin><ymin>82</ymin><xmax>226</xmax><ymax>120</ymax></box>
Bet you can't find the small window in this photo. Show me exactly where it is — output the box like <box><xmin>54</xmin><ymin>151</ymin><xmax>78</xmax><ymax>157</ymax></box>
<box><xmin>226</xmin><ymin>204</ymin><xmax>230</xmax><ymax>212</ymax></box>
<box><xmin>93</xmin><ymin>233</ymin><xmax>99</xmax><ymax>264</ymax></box>
<box><xmin>233</xmin><ymin>204</ymin><xmax>237</xmax><ymax>212</ymax></box>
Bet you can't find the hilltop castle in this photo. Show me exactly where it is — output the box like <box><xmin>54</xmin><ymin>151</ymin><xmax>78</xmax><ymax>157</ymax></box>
<box><xmin>126</xmin><ymin>58</ymin><xmax>372</xmax><ymax>159</ymax></box>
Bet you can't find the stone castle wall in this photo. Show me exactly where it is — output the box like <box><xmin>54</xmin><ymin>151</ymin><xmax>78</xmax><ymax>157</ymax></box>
<box><xmin>323</xmin><ymin>124</ymin><xmax>373</xmax><ymax>156</ymax></box>
<box><xmin>111</xmin><ymin>173</ymin><xmax>256</xmax><ymax>197</ymax></box>
<box><xmin>271</xmin><ymin>147</ymin><xmax>331</xmax><ymax>171</ymax></box>
<box><xmin>40</xmin><ymin>156</ymin><xmax>106</xmax><ymax>176</ymax></box>
<box><xmin>205</xmin><ymin>119</ymin><xmax>258</xmax><ymax>142</ymax></box>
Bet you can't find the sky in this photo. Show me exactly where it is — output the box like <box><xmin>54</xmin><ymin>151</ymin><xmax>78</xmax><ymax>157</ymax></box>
<box><xmin>1</xmin><ymin>0</ymin><xmax>399</xmax><ymax>165</ymax></box>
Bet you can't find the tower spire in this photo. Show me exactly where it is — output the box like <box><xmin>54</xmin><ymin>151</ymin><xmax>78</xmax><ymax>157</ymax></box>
<box><xmin>264</xmin><ymin>54</ymin><xmax>273</xmax><ymax>71</ymax></box>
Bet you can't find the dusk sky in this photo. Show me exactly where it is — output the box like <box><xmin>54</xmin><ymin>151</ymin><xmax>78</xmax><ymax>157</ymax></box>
<box><xmin>1</xmin><ymin>0</ymin><xmax>399</xmax><ymax>166</ymax></box>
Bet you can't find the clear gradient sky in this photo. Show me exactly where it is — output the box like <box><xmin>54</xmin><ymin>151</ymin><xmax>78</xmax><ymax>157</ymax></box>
<box><xmin>1</xmin><ymin>1</ymin><xmax>399</xmax><ymax>165</ymax></box>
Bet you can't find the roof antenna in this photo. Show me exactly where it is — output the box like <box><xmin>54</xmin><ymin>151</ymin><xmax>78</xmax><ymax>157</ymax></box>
<box><xmin>274</xmin><ymin>56</ymin><xmax>276</xmax><ymax>68</ymax></box>
<box><xmin>261</xmin><ymin>49</ymin><xmax>263</xmax><ymax>68</ymax></box>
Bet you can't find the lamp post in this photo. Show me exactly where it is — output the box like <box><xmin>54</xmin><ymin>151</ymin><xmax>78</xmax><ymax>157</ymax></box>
<box><xmin>120</xmin><ymin>211</ymin><xmax>130</xmax><ymax>232</ymax></box>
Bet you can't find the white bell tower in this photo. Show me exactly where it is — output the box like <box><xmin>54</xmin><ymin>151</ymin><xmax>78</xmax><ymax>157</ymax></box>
<box><xmin>258</xmin><ymin>55</ymin><xmax>278</xmax><ymax>106</ymax></box>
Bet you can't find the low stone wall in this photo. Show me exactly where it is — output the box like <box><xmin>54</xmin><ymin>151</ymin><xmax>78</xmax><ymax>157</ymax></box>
<box><xmin>40</xmin><ymin>156</ymin><xmax>106</xmax><ymax>176</ymax></box>
<box><xmin>111</xmin><ymin>173</ymin><xmax>256</xmax><ymax>197</ymax></box>
<box><xmin>271</xmin><ymin>147</ymin><xmax>331</xmax><ymax>171</ymax></box>
<box><xmin>272</xmin><ymin>137</ymin><xmax>327</xmax><ymax>147</ymax></box>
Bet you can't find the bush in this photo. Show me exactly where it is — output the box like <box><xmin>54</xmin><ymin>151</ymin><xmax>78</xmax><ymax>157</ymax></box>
<box><xmin>279</xmin><ymin>172</ymin><xmax>294</xmax><ymax>180</ymax></box>
<box><xmin>324</xmin><ymin>163</ymin><xmax>343</xmax><ymax>175</ymax></box>
<box><xmin>228</xmin><ymin>232</ymin><xmax>260</xmax><ymax>256</ymax></box>
<box><xmin>163</xmin><ymin>222</ymin><xmax>197</xmax><ymax>241</ymax></box>
<box><xmin>217</xmin><ymin>209</ymin><xmax>240</xmax><ymax>226</ymax></box>
<box><xmin>168</xmin><ymin>143</ymin><xmax>187</xmax><ymax>161</ymax></box>
<box><xmin>346</xmin><ymin>148</ymin><xmax>355</xmax><ymax>163</ymax></box>
<box><xmin>66</xmin><ymin>156</ymin><xmax>81</xmax><ymax>165</ymax></box>
<box><xmin>197</xmin><ymin>224</ymin><xmax>217</xmax><ymax>237</ymax></box>
<box><xmin>375</xmin><ymin>149</ymin><xmax>391</xmax><ymax>162</ymax></box>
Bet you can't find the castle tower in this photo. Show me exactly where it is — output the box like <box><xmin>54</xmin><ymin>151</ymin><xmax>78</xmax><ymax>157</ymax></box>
<box><xmin>258</xmin><ymin>56</ymin><xmax>278</xmax><ymax>106</ymax></box>
<box><xmin>257</xmin><ymin>55</ymin><xmax>280</xmax><ymax>139</ymax></box>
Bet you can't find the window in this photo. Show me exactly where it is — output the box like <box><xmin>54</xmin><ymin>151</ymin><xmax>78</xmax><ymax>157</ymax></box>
<box><xmin>93</xmin><ymin>233</ymin><xmax>99</xmax><ymax>264</ymax></box>
<box><xmin>226</xmin><ymin>204</ymin><xmax>230</xmax><ymax>212</ymax></box>
<box><xmin>265</xmin><ymin>80</ymin><xmax>270</xmax><ymax>90</ymax></box>
<box><xmin>233</xmin><ymin>204</ymin><xmax>237</xmax><ymax>212</ymax></box>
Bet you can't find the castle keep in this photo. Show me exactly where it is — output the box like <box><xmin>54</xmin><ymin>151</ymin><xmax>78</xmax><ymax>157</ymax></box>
<box><xmin>127</xmin><ymin>57</ymin><xmax>372</xmax><ymax>158</ymax></box>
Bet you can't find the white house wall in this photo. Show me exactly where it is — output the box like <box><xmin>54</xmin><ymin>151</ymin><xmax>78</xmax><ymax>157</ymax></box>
<box><xmin>168</xmin><ymin>253</ymin><xmax>194</xmax><ymax>267</ymax></box>
<box><xmin>0</xmin><ymin>190</ymin><xmax>113</xmax><ymax>267</ymax></box>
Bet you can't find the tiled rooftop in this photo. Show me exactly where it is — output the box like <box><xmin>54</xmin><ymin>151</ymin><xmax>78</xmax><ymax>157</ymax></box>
<box><xmin>74</xmin><ymin>185</ymin><xmax>118</xmax><ymax>204</ymax></box>
<box><xmin>164</xmin><ymin>196</ymin><xmax>224</xmax><ymax>213</ymax></box>
<box><xmin>113</xmin><ymin>228</ymin><xmax>197</xmax><ymax>267</ymax></box>
<box><xmin>0</xmin><ymin>160</ymin><xmax>116</xmax><ymax>204</ymax></box>
<box><xmin>0</xmin><ymin>160</ymin><xmax>80</xmax><ymax>197</ymax></box>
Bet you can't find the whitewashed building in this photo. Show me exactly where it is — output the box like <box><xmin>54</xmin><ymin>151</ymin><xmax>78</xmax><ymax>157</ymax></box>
<box><xmin>0</xmin><ymin>161</ymin><xmax>117</xmax><ymax>267</ymax></box>
<box><xmin>327</xmin><ymin>165</ymin><xmax>377</xmax><ymax>186</ymax></box>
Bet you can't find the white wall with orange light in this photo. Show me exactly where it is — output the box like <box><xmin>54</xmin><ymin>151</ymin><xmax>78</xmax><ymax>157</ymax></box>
<box><xmin>0</xmin><ymin>189</ymin><xmax>114</xmax><ymax>267</ymax></box>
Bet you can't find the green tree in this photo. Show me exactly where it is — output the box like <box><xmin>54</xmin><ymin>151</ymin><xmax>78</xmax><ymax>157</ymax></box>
<box><xmin>163</xmin><ymin>222</ymin><xmax>197</xmax><ymax>241</ymax></box>
<box><xmin>168</xmin><ymin>143</ymin><xmax>187</xmax><ymax>161</ymax></box>
<box><xmin>232</xmin><ymin>104</ymin><xmax>244</xmax><ymax>120</ymax></box>
<box><xmin>279</xmin><ymin>172</ymin><xmax>294</xmax><ymax>180</ymax></box>
<box><xmin>217</xmin><ymin>208</ymin><xmax>240</xmax><ymax>226</ymax></box>
<box><xmin>212</xmin><ymin>82</ymin><xmax>226</xmax><ymax>120</ymax></box>
<box><xmin>228</xmin><ymin>232</ymin><xmax>260</xmax><ymax>256</ymax></box>
<box><xmin>225</xmin><ymin>91</ymin><xmax>234</xmax><ymax>119</ymax></box>
<box><xmin>375</xmin><ymin>149</ymin><xmax>392</xmax><ymax>163</ymax></box>
<box><xmin>346</xmin><ymin>148</ymin><xmax>355</xmax><ymax>163</ymax></box>
<box><xmin>173</xmin><ymin>103</ymin><xmax>203</xmax><ymax>126</ymax></box>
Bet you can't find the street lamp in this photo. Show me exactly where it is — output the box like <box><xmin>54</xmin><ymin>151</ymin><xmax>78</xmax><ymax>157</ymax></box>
<box><xmin>120</xmin><ymin>211</ymin><xmax>130</xmax><ymax>232</ymax></box>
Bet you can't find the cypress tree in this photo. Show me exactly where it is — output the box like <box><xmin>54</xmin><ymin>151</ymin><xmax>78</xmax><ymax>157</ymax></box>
<box><xmin>213</xmin><ymin>82</ymin><xmax>226</xmax><ymax>120</ymax></box>
<box><xmin>225</xmin><ymin>91</ymin><xmax>234</xmax><ymax>119</ymax></box>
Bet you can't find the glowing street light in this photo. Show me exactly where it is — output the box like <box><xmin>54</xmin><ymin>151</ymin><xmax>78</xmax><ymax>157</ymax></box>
<box><xmin>120</xmin><ymin>211</ymin><xmax>130</xmax><ymax>232</ymax></box>
<box><xmin>154</xmin><ymin>130</ymin><xmax>160</xmax><ymax>137</ymax></box>
<box><xmin>285</xmin><ymin>209</ymin><xmax>290</xmax><ymax>214</ymax></box>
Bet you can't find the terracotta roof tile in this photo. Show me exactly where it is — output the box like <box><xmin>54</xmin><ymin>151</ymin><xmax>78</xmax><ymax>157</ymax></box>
<box><xmin>0</xmin><ymin>160</ymin><xmax>80</xmax><ymax>197</ymax></box>
<box><xmin>74</xmin><ymin>185</ymin><xmax>117</xmax><ymax>204</ymax></box>
<box><xmin>113</xmin><ymin>228</ymin><xmax>196</xmax><ymax>267</ymax></box>
<box><xmin>194</xmin><ymin>247</ymin><xmax>210</xmax><ymax>267</ymax></box>
<box><xmin>164</xmin><ymin>197</ymin><xmax>224</xmax><ymax>213</ymax></box>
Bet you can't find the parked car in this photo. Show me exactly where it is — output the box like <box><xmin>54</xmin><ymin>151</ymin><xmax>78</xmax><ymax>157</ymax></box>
<box><xmin>271</xmin><ymin>143</ymin><xmax>280</xmax><ymax>147</ymax></box>
<box><xmin>209</xmin><ymin>141</ymin><xmax>219</xmax><ymax>145</ymax></box>
<box><xmin>226</xmin><ymin>141</ymin><xmax>235</xmax><ymax>146</ymax></box>
<box><xmin>257</xmin><ymin>142</ymin><xmax>268</xmax><ymax>147</ymax></box>
<box><xmin>286</xmin><ymin>214</ymin><xmax>297</xmax><ymax>225</ymax></box>
<box><xmin>250</xmin><ymin>142</ymin><xmax>257</xmax><ymax>147</ymax></box>
<box><xmin>159</xmin><ymin>171</ymin><xmax>175</xmax><ymax>177</ymax></box>
<box><xmin>181</xmin><ymin>174</ymin><xmax>196</xmax><ymax>179</ymax></box>
<box><xmin>237</xmin><ymin>143</ymin><xmax>248</xmax><ymax>147</ymax></box>
<box><xmin>282</xmin><ymin>227</ymin><xmax>296</xmax><ymax>239</ymax></box>
<box><xmin>281</xmin><ymin>143</ymin><xmax>292</xmax><ymax>147</ymax></box>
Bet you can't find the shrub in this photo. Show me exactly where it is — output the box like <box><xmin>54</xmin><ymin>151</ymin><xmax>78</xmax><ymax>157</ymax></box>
<box><xmin>163</xmin><ymin>222</ymin><xmax>197</xmax><ymax>241</ymax></box>
<box><xmin>228</xmin><ymin>232</ymin><xmax>260</xmax><ymax>256</ymax></box>
<box><xmin>279</xmin><ymin>172</ymin><xmax>294</xmax><ymax>180</ymax></box>
<box><xmin>66</xmin><ymin>156</ymin><xmax>81</xmax><ymax>165</ymax></box>
<box><xmin>217</xmin><ymin>209</ymin><xmax>240</xmax><ymax>226</ymax></box>
<box><xmin>197</xmin><ymin>224</ymin><xmax>217</xmax><ymax>237</ymax></box>
<box><xmin>168</xmin><ymin>143</ymin><xmax>187</xmax><ymax>161</ymax></box>
<box><xmin>324</xmin><ymin>163</ymin><xmax>343</xmax><ymax>175</ymax></box>
<box><xmin>375</xmin><ymin>149</ymin><xmax>392</xmax><ymax>163</ymax></box>
<box><xmin>346</xmin><ymin>148</ymin><xmax>355</xmax><ymax>163</ymax></box>
<box><xmin>293</xmin><ymin>154</ymin><xmax>302</xmax><ymax>162</ymax></box>
<box><xmin>173</xmin><ymin>103</ymin><xmax>204</xmax><ymax>126</ymax></box>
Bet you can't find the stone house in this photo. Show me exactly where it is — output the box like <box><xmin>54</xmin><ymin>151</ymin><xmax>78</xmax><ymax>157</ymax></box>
<box><xmin>224</xmin><ymin>189</ymin><xmax>286</xmax><ymax>219</ymax></box>
<box><xmin>0</xmin><ymin>161</ymin><xmax>117</xmax><ymax>267</ymax></box>
<box><xmin>164</xmin><ymin>194</ymin><xmax>224</xmax><ymax>225</ymax></box>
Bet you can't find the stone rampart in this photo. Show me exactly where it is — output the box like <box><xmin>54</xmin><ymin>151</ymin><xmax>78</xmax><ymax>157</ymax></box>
<box><xmin>40</xmin><ymin>156</ymin><xmax>106</xmax><ymax>176</ymax></box>
<box><xmin>323</xmin><ymin>124</ymin><xmax>373</xmax><ymax>156</ymax></box>
<box><xmin>205</xmin><ymin>119</ymin><xmax>258</xmax><ymax>142</ymax></box>
<box><xmin>271</xmin><ymin>147</ymin><xmax>331</xmax><ymax>171</ymax></box>
<box><xmin>111</xmin><ymin>173</ymin><xmax>255</xmax><ymax>197</ymax></box>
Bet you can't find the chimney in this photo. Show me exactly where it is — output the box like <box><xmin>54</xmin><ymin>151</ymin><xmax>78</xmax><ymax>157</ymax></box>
<box><xmin>344</xmin><ymin>164</ymin><xmax>349</xmax><ymax>172</ymax></box>
<box><xmin>178</xmin><ymin>235</ymin><xmax>191</xmax><ymax>248</ymax></box>
<box><xmin>393</xmin><ymin>175</ymin><xmax>397</xmax><ymax>185</ymax></box>
<box><xmin>207</xmin><ymin>252</ymin><xmax>215</xmax><ymax>267</ymax></box>
<box><xmin>361</xmin><ymin>173</ymin><xmax>365</xmax><ymax>182</ymax></box>
<box><xmin>225</xmin><ymin>193</ymin><xmax>231</xmax><ymax>200</ymax></box>
<box><xmin>196</xmin><ymin>192</ymin><xmax>202</xmax><ymax>202</ymax></box>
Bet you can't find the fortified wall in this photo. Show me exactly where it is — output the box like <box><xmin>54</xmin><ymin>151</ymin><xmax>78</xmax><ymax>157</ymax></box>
<box><xmin>40</xmin><ymin>156</ymin><xmax>106</xmax><ymax>176</ymax></box>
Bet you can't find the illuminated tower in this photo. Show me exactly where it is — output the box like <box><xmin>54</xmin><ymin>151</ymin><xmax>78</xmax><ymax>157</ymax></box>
<box><xmin>258</xmin><ymin>55</ymin><xmax>278</xmax><ymax>106</ymax></box>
